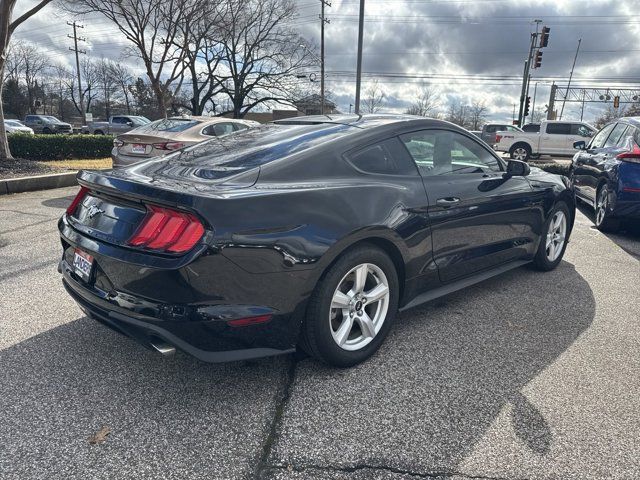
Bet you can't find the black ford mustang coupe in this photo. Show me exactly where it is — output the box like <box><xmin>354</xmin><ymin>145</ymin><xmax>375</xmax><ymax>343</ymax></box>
<box><xmin>59</xmin><ymin>115</ymin><xmax>575</xmax><ymax>367</ymax></box>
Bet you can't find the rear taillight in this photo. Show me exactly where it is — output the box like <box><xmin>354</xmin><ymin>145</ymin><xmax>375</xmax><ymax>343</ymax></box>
<box><xmin>152</xmin><ymin>142</ymin><xmax>184</xmax><ymax>151</ymax></box>
<box><xmin>66</xmin><ymin>186</ymin><xmax>89</xmax><ymax>216</ymax></box>
<box><xmin>495</xmin><ymin>134</ymin><xmax>502</xmax><ymax>143</ymax></box>
<box><xmin>128</xmin><ymin>205</ymin><xmax>204</xmax><ymax>253</ymax></box>
<box><xmin>616</xmin><ymin>143</ymin><xmax>640</xmax><ymax>162</ymax></box>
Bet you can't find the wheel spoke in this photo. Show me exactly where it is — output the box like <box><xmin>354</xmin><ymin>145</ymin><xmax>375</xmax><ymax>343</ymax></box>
<box><xmin>331</xmin><ymin>291</ymin><xmax>351</xmax><ymax>309</ymax></box>
<box><xmin>353</xmin><ymin>264</ymin><xmax>368</xmax><ymax>293</ymax></box>
<box><xmin>546</xmin><ymin>234</ymin><xmax>552</xmax><ymax>249</ymax></box>
<box><xmin>334</xmin><ymin>316</ymin><xmax>354</xmax><ymax>346</ymax></box>
<box><xmin>364</xmin><ymin>283</ymin><xmax>388</xmax><ymax>304</ymax></box>
<box><xmin>356</xmin><ymin>312</ymin><xmax>376</xmax><ymax>339</ymax></box>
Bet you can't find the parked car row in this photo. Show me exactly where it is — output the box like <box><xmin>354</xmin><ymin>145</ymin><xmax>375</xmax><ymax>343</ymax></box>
<box><xmin>3</xmin><ymin>119</ymin><xmax>34</xmax><ymax>135</ymax></box>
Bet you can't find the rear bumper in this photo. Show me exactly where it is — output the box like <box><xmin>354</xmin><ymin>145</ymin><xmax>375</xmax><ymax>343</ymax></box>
<box><xmin>612</xmin><ymin>200</ymin><xmax>640</xmax><ymax>219</ymax></box>
<box><xmin>111</xmin><ymin>148</ymin><xmax>151</xmax><ymax>167</ymax></box>
<box><xmin>60</xmin><ymin>260</ymin><xmax>295</xmax><ymax>362</ymax></box>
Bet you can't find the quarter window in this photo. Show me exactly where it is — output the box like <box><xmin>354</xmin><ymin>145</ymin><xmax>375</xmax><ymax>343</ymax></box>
<box><xmin>400</xmin><ymin>130</ymin><xmax>501</xmax><ymax>176</ymax></box>
<box><xmin>347</xmin><ymin>137</ymin><xmax>418</xmax><ymax>176</ymax></box>
<box><xmin>546</xmin><ymin>123</ymin><xmax>571</xmax><ymax>135</ymax></box>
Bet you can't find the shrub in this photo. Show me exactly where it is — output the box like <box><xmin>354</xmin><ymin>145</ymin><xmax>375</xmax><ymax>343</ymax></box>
<box><xmin>8</xmin><ymin>134</ymin><xmax>113</xmax><ymax>161</ymax></box>
<box><xmin>535</xmin><ymin>163</ymin><xmax>571</xmax><ymax>176</ymax></box>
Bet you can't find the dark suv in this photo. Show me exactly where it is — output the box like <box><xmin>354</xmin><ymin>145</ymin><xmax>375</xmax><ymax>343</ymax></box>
<box><xmin>24</xmin><ymin>115</ymin><xmax>72</xmax><ymax>134</ymax></box>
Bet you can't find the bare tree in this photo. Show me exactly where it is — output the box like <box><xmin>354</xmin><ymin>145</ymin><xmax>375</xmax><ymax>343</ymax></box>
<box><xmin>9</xmin><ymin>41</ymin><xmax>49</xmax><ymax>114</ymax></box>
<box><xmin>530</xmin><ymin>107</ymin><xmax>544</xmax><ymax>124</ymax></box>
<box><xmin>362</xmin><ymin>79</ymin><xmax>385</xmax><ymax>114</ymax></box>
<box><xmin>445</xmin><ymin>99</ymin><xmax>470</xmax><ymax>128</ymax></box>
<box><xmin>1</xmin><ymin>0</ymin><xmax>53</xmax><ymax>160</ymax></box>
<box><xmin>107</xmin><ymin>62</ymin><xmax>134</xmax><ymax>115</ymax></box>
<box><xmin>213</xmin><ymin>0</ymin><xmax>316</xmax><ymax>118</ymax></box>
<box><xmin>469</xmin><ymin>100</ymin><xmax>488</xmax><ymax>130</ymax></box>
<box><xmin>66</xmin><ymin>0</ymin><xmax>203</xmax><ymax>118</ymax></box>
<box><xmin>405</xmin><ymin>87</ymin><xmax>439</xmax><ymax>117</ymax></box>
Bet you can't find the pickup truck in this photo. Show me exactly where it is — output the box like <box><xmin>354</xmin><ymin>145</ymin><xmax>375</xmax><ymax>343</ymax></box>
<box><xmin>494</xmin><ymin>120</ymin><xmax>596</xmax><ymax>161</ymax></box>
<box><xmin>480</xmin><ymin>123</ymin><xmax>523</xmax><ymax>145</ymax></box>
<box><xmin>87</xmin><ymin>115</ymin><xmax>151</xmax><ymax>135</ymax></box>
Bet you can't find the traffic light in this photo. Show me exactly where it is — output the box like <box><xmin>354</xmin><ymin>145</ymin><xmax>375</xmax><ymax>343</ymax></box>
<box><xmin>614</xmin><ymin>96</ymin><xmax>620</xmax><ymax>109</ymax></box>
<box><xmin>534</xmin><ymin>51</ymin><xmax>543</xmax><ymax>68</ymax></box>
<box><xmin>540</xmin><ymin>26</ymin><xmax>550</xmax><ymax>48</ymax></box>
<box><xmin>524</xmin><ymin>96</ymin><xmax>531</xmax><ymax>117</ymax></box>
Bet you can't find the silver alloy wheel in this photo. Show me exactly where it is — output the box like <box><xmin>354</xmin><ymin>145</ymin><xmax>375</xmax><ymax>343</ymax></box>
<box><xmin>596</xmin><ymin>188</ymin><xmax>608</xmax><ymax>226</ymax></box>
<box><xmin>512</xmin><ymin>147</ymin><xmax>528</xmax><ymax>161</ymax></box>
<box><xmin>545</xmin><ymin>210</ymin><xmax>567</xmax><ymax>262</ymax></box>
<box><xmin>329</xmin><ymin>263</ymin><xmax>390</xmax><ymax>351</ymax></box>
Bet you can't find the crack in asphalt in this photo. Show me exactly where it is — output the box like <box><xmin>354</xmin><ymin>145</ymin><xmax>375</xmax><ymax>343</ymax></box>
<box><xmin>264</xmin><ymin>463</ymin><xmax>528</xmax><ymax>480</ymax></box>
<box><xmin>255</xmin><ymin>356</ymin><xmax>299</xmax><ymax>480</ymax></box>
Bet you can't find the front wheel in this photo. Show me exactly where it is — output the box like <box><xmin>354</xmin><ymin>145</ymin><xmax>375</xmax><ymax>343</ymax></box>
<box><xmin>532</xmin><ymin>201</ymin><xmax>570</xmax><ymax>271</ymax></box>
<box><xmin>595</xmin><ymin>185</ymin><xmax>620</xmax><ymax>232</ymax></box>
<box><xmin>301</xmin><ymin>245</ymin><xmax>399</xmax><ymax>367</ymax></box>
<box><xmin>510</xmin><ymin>144</ymin><xmax>531</xmax><ymax>161</ymax></box>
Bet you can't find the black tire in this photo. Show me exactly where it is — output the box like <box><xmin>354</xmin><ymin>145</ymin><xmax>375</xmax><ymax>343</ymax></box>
<box><xmin>594</xmin><ymin>184</ymin><xmax>620</xmax><ymax>232</ymax></box>
<box><xmin>531</xmin><ymin>201</ymin><xmax>571</xmax><ymax>271</ymax></box>
<box><xmin>42</xmin><ymin>127</ymin><xmax>52</xmax><ymax>134</ymax></box>
<box><xmin>94</xmin><ymin>130</ymin><xmax>104</xmax><ymax>135</ymax></box>
<box><xmin>510</xmin><ymin>143</ymin><xmax>531</xmax><ymax>162</ymax></box>
<box><xmin>301</xmin><ymin>244</ymin><xmax>399</xmax><ymax>368</ymax></box>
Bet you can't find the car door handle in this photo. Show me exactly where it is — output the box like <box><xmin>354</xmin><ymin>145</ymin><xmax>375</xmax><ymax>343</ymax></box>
<box><xmin>436</xmin><ymin>197</ymin><xmax>460</xmax><ymax>205</ymax></box>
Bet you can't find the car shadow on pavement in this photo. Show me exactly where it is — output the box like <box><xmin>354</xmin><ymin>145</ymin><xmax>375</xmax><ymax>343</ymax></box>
<box><xmin>0</xmin><ymin>316</ymin><xmax>288</xmax><ymax>479</ymax></box>
<box><xmin>576</xmin><ymin>202</ymin><xmax>640</xmax><ymax>260</ymax></box>
<box><xmin>41</xmin><ymin>194</ymin><xmax>76</xmax><ymax>210</ymax></box>
<box><xmin>267</xmin><ymin>260</ymin><xmax>596</xmax><ymax>476</ymax></box>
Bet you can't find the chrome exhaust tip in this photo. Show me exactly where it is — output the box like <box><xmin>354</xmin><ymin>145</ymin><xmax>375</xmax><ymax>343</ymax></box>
<box><xmin>150</xmin><ymin>340</ymin><xmax>176</xmax><ymax>356</ymax></box>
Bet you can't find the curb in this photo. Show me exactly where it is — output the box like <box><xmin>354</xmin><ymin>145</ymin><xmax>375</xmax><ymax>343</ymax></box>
<box><xmin>0</xmin><ymin>172</ymin><xmax>78</xmax><ymax>195</ymax></box>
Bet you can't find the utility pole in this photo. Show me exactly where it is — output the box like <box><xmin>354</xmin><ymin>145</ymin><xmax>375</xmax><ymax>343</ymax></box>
<box><xmin>517</xmin><ymin>32</ymin><xmax>536</xmax><ymax>127</ymax></box>
<box><xmin>319</xmin><ymin>0</ymin><xmax>330</xmax><ymax>115</ymax></box>
<box><xmin>559</xmin><ymin>38</ymin><xmax>581</xmax><ymax>120</ymax></box>
<box><xmin>68</xmin><ymin>21</ymin><xmax>86</xmax><ymax>124</ymax></box>
<box><xmin>531</xmin><ymin>81</ymin><xmax>539</xmax><ymax>121</ymax></box>
<box><xmin>354</xmin><ymin>0</ymin><xmax>365</xmax><ymax>114</ymax></box>
<box><xmin>548</xmin><ymin>82</ymin><xmax>557</xmax><ymax>120</ymax></box>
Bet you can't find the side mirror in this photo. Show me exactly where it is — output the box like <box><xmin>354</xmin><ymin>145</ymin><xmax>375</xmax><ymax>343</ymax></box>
<box><xmin>506</xmin><ymin>159</ymin><xmax>530</xmax><ymax>177</ymax></box>
<box><xmin>573</xmin><ymin>140</ymin><xmax>586</xmax><ymax>150</ymax></box>
<box><xmin>127</xmin><ymin>121</ymin><xmax>133</xmax><ymax>126</ymax></box>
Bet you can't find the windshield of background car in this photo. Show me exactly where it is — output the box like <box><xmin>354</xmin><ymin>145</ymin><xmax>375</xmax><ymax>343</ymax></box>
<box><xmin>5</xmin><ymin>120</ymin><xmax>21</xmax><ymax>126</ymax></box>
<box><xmin>156</xmin><ymin>123</ymin><xmax>355</xmax><ymax>179</ymax></box>
<box><xmin>146</xmin><ymin>118</ymin><xmax>201</xmax><ymax>132</ymax></box>
<box><xmin>132</xmin><ymin>116</ymin><xmax>151</xmax><ymax>125</ymax></box>
<box><xmin>44</xmin><ymin>116</ymin><xmax>62</xmax><ymax>123</ymax></box>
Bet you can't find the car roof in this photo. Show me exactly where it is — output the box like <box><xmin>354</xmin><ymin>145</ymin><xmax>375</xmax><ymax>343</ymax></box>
<box><xmin>168</xmin><ymin>116</ymin><xmax>252</xmax><ymax>123</ymax></box>
<box><xmin>619</xmin><ymin>116</ymin><xmax>640</xmax><ymax>128</ymax></box>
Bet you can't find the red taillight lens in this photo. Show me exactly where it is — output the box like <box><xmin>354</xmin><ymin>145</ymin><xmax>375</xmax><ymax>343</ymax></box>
<box><xmin>616</xmin><ymin>143</ymin><xmax>640</xmax><ymax>161</ymax></box>
<box><xmin>66</xmin><ymin>186</ymin><xmax>89</xmax><ymax>216</ymax></box>
<box><xmin>152</xmin><ymin>142</ymin><xmax>184</xmax><ymax>151</ymax></box>
<box><xmin>128</xmin><ymin>205</ymin><xmax>205</xmax><ymax>253</ymax></box>
<box><xmin>495</xmin><ymin>134</ymin><xmax>502</xmax><ymax>143</ymax></box>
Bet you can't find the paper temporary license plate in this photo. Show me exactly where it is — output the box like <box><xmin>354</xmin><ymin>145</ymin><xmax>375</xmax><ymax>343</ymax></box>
<box><xmin>131</xmin><ymin>144</ymin><xmax>146</xmax><ymax>154</ymax></box>
<box><xmin>73</xmin><ymin>248</ymin><xmax>94</xmax><ymax>282</ymax></box>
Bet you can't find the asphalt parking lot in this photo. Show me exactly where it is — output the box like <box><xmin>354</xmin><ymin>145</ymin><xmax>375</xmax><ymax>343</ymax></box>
<box><xmin>1</xmin><ymin>187</ymin><xmax>639</xmax><ymax>480</ymax></box>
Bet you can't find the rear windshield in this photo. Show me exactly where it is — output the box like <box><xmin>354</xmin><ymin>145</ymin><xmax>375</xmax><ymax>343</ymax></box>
<box><xmin>147</xmin><ymin>118</ymin><xmax>201</xmax><ymax>132</ymax></box>
<box><xmin>163</xmin><ymin>123</ymin><xmax>355</xmax><ymax>179</ymax></box>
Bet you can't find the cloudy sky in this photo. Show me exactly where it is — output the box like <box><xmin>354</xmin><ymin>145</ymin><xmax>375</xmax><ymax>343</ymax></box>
<box><xmin>11</xmin><ymin>0</ymin><xmax>640</xmax><ymax>123</ymax></box>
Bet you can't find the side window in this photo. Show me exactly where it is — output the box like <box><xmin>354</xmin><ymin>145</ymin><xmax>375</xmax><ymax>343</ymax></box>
<box><xmin>616</xmin><ymin>126</ymin><xmax>635</xmax><ymax>147</ymax></box>
<box><xmin>589</xmin><ymin>123</ymin><xmax>615</xmax><ymax>149</ymax></box>
<box><xmin>546</xmin><ymin>123</ymin><xmax>571</xmax><ymax>135</ymax></box>
<box><xmin>604</xmin><ymin>123</ymin><xmax>629</xmax><ymax>148</ymax></box>
<box><xmin>506</xmin><ymin>125</ymin><xmax>519</xmax><ymax>132</ymax></box>
<box><xmin>214</xmin><ymin>123</ymin><xmax>235</xmax><ymax>137</ymax></box>
<box><xmin>571</xmin><ymin>124</ymin><xmax>593</xmax><ymax>137</ymax></box>
<box><xmin>112</xmin><ymin>117</ymin><xmax>125</xmax><ymax>124</ymax></box>
<box><xmin>347</xmin><ymin>137</ymin><xmax>417</xmax><ymax>176</ymax></box>
<box><xmin>485</xmin><ymin>125</ymin><xmax>496</xmax><ymax>133</ymax></box>
<box><xmin>400</xmin><ymin>130</ymin><xmax>501</xmax><ymax>177</ymax></box>
<box><xmin>233</xmin><ymin>123</ymin><xmax>248</xmax><ymax>131</ymax></box>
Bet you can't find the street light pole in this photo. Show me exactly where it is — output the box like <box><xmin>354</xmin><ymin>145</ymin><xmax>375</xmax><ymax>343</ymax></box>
<box><xmin>354</xmin><ymin>0</ymin><xmax>365</xmax><ymax>114</ymax></box>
